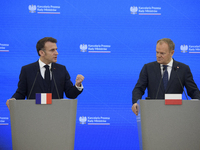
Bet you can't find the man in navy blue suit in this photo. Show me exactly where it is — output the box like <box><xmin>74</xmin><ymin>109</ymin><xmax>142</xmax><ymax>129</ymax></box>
<box><xmin>132</xmin><ymin>38</ymin><xmax>200</xmax><ymax>115</ymax></box>
<box><xmin>6</xmin><ymin>37</ymin><xmax>84</xmax><ymax>109</ymax></box>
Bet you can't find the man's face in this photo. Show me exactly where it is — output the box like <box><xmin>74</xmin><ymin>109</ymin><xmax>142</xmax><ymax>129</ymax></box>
<box><xmin>40</xmin><ymin>41</ymin><xmax>58</xmax><ymax>64</ymax></box>
<box><xmin>156</xmin><ymin>42</ymin><xmax>174</xmax><ymax>65</ymax></box>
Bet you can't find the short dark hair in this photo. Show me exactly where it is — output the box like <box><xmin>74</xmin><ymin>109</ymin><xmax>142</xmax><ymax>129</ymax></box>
<box><xmin>157</xmin><ymin>38</ymin><xmax>175</xmax><ymax>51</ymax></box>
<box><xmin>36</xmin><ymin>37</ymin><xmax>57</xmax><ymax>56</ymax></box>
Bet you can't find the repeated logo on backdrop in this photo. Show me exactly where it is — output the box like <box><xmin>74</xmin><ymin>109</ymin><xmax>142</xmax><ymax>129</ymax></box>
<box><xmin>80</xmin><ymin>44</ymin><xmax>111</xmax><ymax>53</ymax></box>
<box><xmin>0</xmin><ymin>43</ymin><xmax>9</xmax><ymax>52</ymax></box>
<box><xmin>0</xmin><ymin>117</ymin><xmax>9</xmax><ymax>125</ymax></box>
<box><xmin>130</xmin><ymin>5</ymin><xmax>161</xmax><ymax>15</ymax></box>
<box><xmin>79</xmin><ymin>116</ymin><xmax>110</xmax><ymax>125</ymax></box>
<box><xmin>180</xmin><ymin>44</ymin><xmax>200</xmax><ymax>53</ymax></box>
<box><xmin>28</xmin><ymin>4</ymin><xmax>61</xmax><ymax>14</ymax></box>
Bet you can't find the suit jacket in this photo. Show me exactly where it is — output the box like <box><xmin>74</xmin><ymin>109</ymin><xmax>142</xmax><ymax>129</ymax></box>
<box><xmin>12</xmin><ymin>61</ymin><xmax>82</xmax><ymax>99</ymax></box>
<box><xmin>132</xmin><ymin>59</ymin><xmax>200</xmax><ymax>104</ymax></box>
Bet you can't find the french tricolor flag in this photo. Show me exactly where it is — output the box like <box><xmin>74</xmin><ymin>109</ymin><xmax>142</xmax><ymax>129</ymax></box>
<box><xmin>36</xmin><ymin>93</ymin><xmax>52</xmax><ymax>104</ymax></box>
<box><xmin>165</xmin><ymin>94</ymin><xmax>182</xmax><ymax>105</ymax></box>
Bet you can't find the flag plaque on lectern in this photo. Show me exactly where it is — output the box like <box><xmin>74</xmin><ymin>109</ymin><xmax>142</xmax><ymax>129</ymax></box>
<box><xmin>165</xmin><ymin>94</ymin><xmax>182</xmax><ymax>105</ymax></box>
<box><xmin>36</xmin><ymin>93</ymin><xmax>52</xmax><ymax>104</ymax></box>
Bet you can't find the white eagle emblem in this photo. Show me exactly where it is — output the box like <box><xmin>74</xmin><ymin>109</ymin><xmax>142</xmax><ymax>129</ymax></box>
<box><xmin>28</xmin><ymin>4</ymin><xmax>36</xmax><ymax>13</ymax></box>
<box><xmin>80</xmin><ymin>44</ymin><xmax>87</xmax><ymax>52</ymax></box>
<box><xmin>79</xmin><ymin>116</ymin><xmax>87</xmax><ymax>124</ymax></box>
<box><xmin>130</xmin><ymin>6</ymin><xmax>138</xmax><ymax>14</ymax></box>
<box><xmin>180</xmin><ymin>44</ymin><xmax>188</xmax><ymax>53</ymax></box>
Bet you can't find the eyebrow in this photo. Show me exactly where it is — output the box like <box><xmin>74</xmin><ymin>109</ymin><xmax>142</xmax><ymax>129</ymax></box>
<box><xmin>49</xmin><ymin>48</ymin><xmax>57</xmax><ymax>51</ymax></box>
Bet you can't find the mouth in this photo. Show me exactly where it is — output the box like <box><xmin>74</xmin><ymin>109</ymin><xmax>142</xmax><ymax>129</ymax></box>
<box><xmin>157</xmin><ymin>58</ymin><xmax>162</xmax><ymax>61</ymax></box>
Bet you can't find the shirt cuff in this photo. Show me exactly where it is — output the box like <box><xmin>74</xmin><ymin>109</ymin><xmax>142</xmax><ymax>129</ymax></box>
<box><xmin>75</xmin><ymin>84</ymin><xmax>83</xmax><ymax>91</ymax></box>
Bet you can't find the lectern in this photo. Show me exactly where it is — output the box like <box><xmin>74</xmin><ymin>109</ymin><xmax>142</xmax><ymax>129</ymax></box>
<box><xmin>10</xmin><ymin>99</ymin><xmax>77</xmax><ymax>150</ymax></box>
<box><xmin>137</xmin><ymin>99</ymin><xmax>200</xmax><ymax>150</ymax></box>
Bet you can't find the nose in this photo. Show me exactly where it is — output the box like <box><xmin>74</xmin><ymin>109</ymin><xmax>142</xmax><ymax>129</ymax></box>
<box><xmin>156</xmin><ymin>53</ymin><xmax>161</xmax><ymax>57</ymax></box>
<box><xmin>55</xmin><ymin>50</ymin><xmax>58</xmax><ymax>55</ymax></box>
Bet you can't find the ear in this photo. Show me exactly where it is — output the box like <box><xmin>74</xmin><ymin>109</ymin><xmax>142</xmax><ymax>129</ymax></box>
<box><xmin>171</xmin><ymin>50</ymin><xmax>175</xmax><ymax>56</ymax></box>
<box><xmin>39</xmin><ymin>50</ymin><xmax>45</xmax><ymax>56</ymax></box>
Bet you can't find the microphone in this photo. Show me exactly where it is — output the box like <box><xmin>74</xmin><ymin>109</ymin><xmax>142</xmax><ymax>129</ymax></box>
<box><xmin>155</xmin><ymin>67</ymin><xmax>165</xmax><ymax>99</ymax></box>
<box><xmin>27</xmin><ymin>69</ymin><xmax>40</xmax><ymax>99</ymax></box>
<box><xmin>174</xmin><ymin>66</ymin><xmax>188</xmax><ymax>100</ymax></box>
<box><xmin>51</xmin><ymin>68</ymin><xmax>60</xmax><ymax>99</ymax></box>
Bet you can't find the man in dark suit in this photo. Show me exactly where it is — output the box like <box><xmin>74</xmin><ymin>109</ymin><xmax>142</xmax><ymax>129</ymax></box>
<box><xmin>132</xmin><ymin>38</ymin><xmax>200</xmax><ymax>115</ymax></box>
<box><xmin>6</xmin><ymin>37</ymin><xmax>84</xmax><ymax>109</ymax></box>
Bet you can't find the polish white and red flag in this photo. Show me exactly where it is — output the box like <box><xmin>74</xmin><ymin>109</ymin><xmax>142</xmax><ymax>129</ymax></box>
<box><xmin>165</xmin><ymin>94</ymin><xmax>182</xmax><ymax>105</ymax></box>
<box><xmin>36</xmin><ymin>93</ymin><xmax>52</xmax><ymax>104</ymax></box>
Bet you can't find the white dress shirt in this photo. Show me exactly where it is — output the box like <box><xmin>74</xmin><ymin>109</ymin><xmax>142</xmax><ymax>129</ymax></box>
<box><xmin>160</xmin><ymin>58</ymin><xmax>173</xmax><ymax>80</ymax></box>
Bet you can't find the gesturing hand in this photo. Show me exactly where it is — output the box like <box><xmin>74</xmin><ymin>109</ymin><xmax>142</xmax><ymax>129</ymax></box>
<box><xmin>75</xmin><ymin>74</ymin><xmax>84</xmax><ymax>87</ymax></box>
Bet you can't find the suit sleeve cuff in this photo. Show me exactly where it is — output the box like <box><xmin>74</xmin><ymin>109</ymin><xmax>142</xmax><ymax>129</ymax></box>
<box><xmin>75</xmin><ymin>84</ymin><xmax>83</xmax><ymax>91</ymax></box>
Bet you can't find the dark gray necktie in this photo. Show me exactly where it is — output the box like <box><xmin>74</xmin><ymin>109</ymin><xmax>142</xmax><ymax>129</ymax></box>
<box><xmin>163</xmin><ymin>65</ymin><xmax>168</xmax><ymax>91</ymax></box>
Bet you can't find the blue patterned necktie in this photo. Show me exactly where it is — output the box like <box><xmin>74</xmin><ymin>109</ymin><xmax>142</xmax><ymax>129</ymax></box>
<box><xmin>163</xmin><ymin>65</ymin><xmax>168</xmax><ymax>91</ymax></box>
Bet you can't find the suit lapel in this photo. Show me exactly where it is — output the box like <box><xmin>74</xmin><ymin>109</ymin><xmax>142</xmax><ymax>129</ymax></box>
<box><xmin>165</xmin><ymin>60</ymin><xmax>178</xmax><ymax>92</ymax></box>
<box><xmin>35</xmin><ymin>61</ymin><xmax>45</xmax><ymax>92</ymax></box>
<box><xmin>50</xmin><ymin>63</ymin><xmax>56</xmax><ymax>93</ymax></box>
<box><xmin>154</xmin><ymin>62</ymin><xmax>162</xmax><ymax>80</ymax></box>
<box><xmin>154</xmin><ymin>62</ymin><xmax>165</xmax><ymax>92</ymax></box>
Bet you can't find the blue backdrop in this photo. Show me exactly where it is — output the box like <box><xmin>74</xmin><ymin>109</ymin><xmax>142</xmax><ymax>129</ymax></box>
<box><xmin>1</xmin><ymin>0</ymin><xmax>200</xmax><ymax>149</ymax></box>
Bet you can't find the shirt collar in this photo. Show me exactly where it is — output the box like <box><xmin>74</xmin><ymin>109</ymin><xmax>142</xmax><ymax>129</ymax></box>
<box><xmin>161</xmin><ymin>58</ymin><xmax>173</xmax><ymax>68</ymax></box>
<box><xmin>38</xmin><ymin>59</ymin><xmax>52</xmax><ymax>69</ymax></box>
